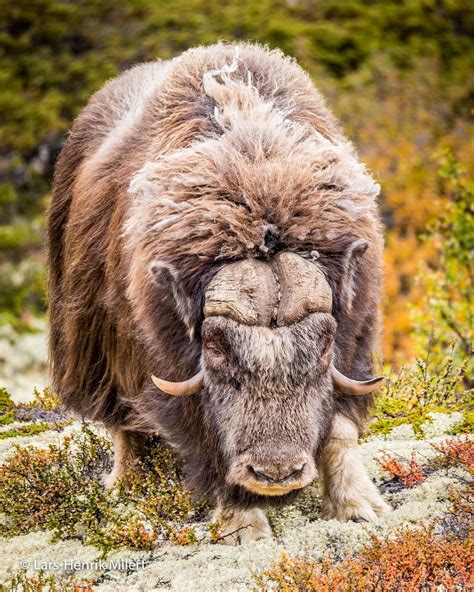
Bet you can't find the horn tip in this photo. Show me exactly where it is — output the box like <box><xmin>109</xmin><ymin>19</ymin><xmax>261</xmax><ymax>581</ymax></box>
<box><xmin>151</xmin><ymin>375</ymin><xmax>162</xmax><ymax>389</ymax></box>
<box><xmin>370</xmin><ymin>376</ymin><xmax>385</xmax><ymax>386</ymax></box>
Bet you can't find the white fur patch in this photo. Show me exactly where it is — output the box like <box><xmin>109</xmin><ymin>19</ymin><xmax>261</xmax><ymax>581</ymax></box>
<box><xmin>212</xmin><ymin>505</ymin><xmax>273</xmax><ymax>545</ymax></box>
<box><xmin>322</xmin><ymin>414</ymin><xmax>392</xmax><ymax>522</ymax></box>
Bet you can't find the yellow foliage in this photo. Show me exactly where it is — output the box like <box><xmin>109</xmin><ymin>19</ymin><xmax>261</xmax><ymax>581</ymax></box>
<box><xmin>326</xmin><ymin>61</ymin><xmax>474</xmax><ymax>367</ymax></box>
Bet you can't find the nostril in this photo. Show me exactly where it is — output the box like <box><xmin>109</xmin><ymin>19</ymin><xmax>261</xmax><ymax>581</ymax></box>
<box><xmin>248</xmin><ymin>463</ymin><xmax>306</xmax><ymax>484</ymax></box>
<box><xmin>282</xmin><ymin>463</ymin><xmax>306</xmax><ymax>481</ymax></box>
<box><xmin>248</xmin><ymin>466</ymin><xmax>275</xmax><ymax>483</ymax></box>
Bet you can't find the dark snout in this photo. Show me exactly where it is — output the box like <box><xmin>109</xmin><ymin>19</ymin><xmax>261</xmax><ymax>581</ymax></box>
<box><xmin>227</xmin><ymin>450</ymin><xmax>317</xmax><ymax>496</ymax></box>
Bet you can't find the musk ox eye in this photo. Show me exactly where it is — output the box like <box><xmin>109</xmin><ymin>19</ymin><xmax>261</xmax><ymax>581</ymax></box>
<box><xmin>204</xmin><ymin>342</ymin><xmax>226</xmax><ymax>359</ymax></box>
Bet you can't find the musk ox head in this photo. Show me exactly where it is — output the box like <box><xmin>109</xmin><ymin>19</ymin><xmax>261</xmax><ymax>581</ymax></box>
<box><xmin>151</xmin><ymin>253</ymin><xmax>382</xmax><ymax>497</ymax></box>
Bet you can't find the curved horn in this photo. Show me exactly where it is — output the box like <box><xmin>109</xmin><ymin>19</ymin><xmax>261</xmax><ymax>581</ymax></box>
<box><xmin>151</xmin><ymin>370</ymin><xmax>204</xmax><ymax>396</ymax></box>
<box><xmin>331</xmin><ymin>365</ymin><xmax>384</xmax><ymax>395</ymax></box>
<box><xmin>272</xmin><ymin>252</ymin><xmax>332</xmax><ymax>326</ymax></box>
<box><xmin>204</xmin><ymin>259</ymin><xmax>278</xmax><ymax>326</ymax></box>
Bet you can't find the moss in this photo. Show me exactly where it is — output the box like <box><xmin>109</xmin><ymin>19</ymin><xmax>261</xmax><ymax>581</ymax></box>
<box><xmin>0</xmin><ymin>422</ymin><xmax>56</xmax><ymax>440</ymax></box>
<box><xmin>374</xmin><ymin>395</ymin><xmax>411</xmax><ymax>418</ymax></box>
<box><xmin>0</xmin><ymin>411</ymin><xmax>15</xmax><ymax>426</ymax></box>
<box><xmin>368</xmin><ymin>416</ymin><xmax>410</xmax><ymax>436</ymax></box>
<box><xmin>448</xmin><ymin>409</ymin><xmax>474</xmax><ymax>435</ymax></box>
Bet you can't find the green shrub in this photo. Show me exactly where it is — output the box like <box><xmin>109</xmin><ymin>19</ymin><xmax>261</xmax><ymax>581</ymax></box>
<box><xmin>369</xmin><ymin>353</ymin><xmax>471</xmax><ymax>437</ymax></box>
<box><xmin>0</xmin><ymin>424</ymin><xmax>202</xmax><ymax>555</ymax></box>
<box><xmin>0</xmin><ymin>387</ymin><xmax>15</xmax><ymax>426</ymax></box>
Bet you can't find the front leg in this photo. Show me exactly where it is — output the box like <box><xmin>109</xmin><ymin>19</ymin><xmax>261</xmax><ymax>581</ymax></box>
<box><xmin>321</xmin><ymin>414</ymin><xmax>391</xmax><ymax>522</ymax></box>
<box><xmin>104</xmin><ymin>427</ymin><xmax>146</xmax><ymax>489</ymax></box>
<box><xmin>212</xmin><ymin>504</ymin><xmax>273</xmax><ymax>545</ymax></box>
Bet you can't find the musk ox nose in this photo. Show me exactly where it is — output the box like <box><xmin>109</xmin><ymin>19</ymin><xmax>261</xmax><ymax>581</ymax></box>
<box><xmin>227</xmin><ymin>452</ymin><xmax>317</xmax><ymax>496</ymax></box>
<box><xmin>249</xmin><ymin>463</ymin><xmax>306</xmax><ymax>484</ymax></box>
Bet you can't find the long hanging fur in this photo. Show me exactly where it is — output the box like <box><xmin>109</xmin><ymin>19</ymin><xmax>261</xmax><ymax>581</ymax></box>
<box><xmin>48</xmin><ymin>44</ymin><xmax>383</xmax><ymax>498</ymax></box>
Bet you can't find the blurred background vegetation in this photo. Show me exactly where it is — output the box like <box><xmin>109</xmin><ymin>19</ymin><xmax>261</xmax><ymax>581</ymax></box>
<box><xmin>0</xmin><ymin>0</ymin><xmax>472</xmax><ymax>374</ymax></box>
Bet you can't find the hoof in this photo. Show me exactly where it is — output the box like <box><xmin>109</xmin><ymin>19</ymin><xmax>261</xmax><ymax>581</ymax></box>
<box><xmin>322</xmin><ymin>485</ymin><xmax>392</xmax><ymax>523</ymax></box>
<box><xmin>212</xmin><ymin>507</ymin><xmax>273</xmax><ymax>545</ymax></box>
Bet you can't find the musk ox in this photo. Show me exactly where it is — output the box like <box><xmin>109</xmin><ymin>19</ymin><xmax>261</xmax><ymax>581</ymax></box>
<box><xmin>48</xmin><ymin>43</ymin><xmax>391</xmax><ymax>544</ymax></box>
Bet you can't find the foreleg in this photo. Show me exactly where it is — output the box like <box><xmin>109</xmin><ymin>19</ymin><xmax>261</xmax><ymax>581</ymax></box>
<box><xmin>321</xmin><ymin>414</ymin><xmax>391</xmax><ymax>521</ymax></box>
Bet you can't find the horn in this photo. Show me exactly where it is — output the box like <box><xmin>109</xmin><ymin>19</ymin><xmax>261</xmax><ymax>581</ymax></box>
<box><xmin>331</xmin><ymin>365</ymin><xmax>384</xmax><ymax>395</ymax></box>
<box><xmin>151</xmin><ymin>370</ymin><xmax>204</xmax><ymax>396</ymax></box>
<box><xmin>204</xmin><ymin>259</ymin><xmax>278</xmax><ymax>326</ymax></box>
<box><xmin>272</xmin><ymin>252</ymin><xmax>332</xmax><ymax>326</ymax></box>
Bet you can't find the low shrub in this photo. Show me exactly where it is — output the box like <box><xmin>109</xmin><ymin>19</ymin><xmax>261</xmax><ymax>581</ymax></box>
<box><xmin>431</xmin><ymin>438</ymin><xmax>474</xmax><ymax>472</ymax></box>
<box><xmin>0</xmin><ymin>571</ymin><xmax>94</xmax><ymax>592</ymax></box>
<box><xmin>255</xmin><ymin>435</ymin><xmax>473</xmax><ymax>591</ymax></box>
<box><xmin>254</xmin><ymin>526</ymin><xmax>472</xmax><ymax>592</ymax></box>
<box><xmin>0</xmin><ymin>424</ymin><xmax>202</xmax><ymax>555</ymax></box>
<box><xmin>0</xmin><ymin>386</ymin><xmax>71</xmax><ymax>432</ymax></box>
<box><xmin>377</xmin><ymin>452</ymin><xmax>426</xmax><ymax>489</ymax></box>
<box><xmin>368</xmin><ymin>353</ymin><xmax>471</xmax><ymax>437</ymax></box>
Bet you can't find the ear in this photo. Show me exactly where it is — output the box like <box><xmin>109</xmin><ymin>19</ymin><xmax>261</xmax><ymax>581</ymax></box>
<box><xmin>321</xmin><ymin>334</ymin><xmax>335</xmax><ymax>366</ymax></box>
<box><xmin>149</xmin><ymin>261</ymin><xmax>196</xmax><ymax>341</ymax></box>
<box><xmin>340</xmin><ymin>239</ymin><xmax>369</xmax><ymax>314</ymax></box>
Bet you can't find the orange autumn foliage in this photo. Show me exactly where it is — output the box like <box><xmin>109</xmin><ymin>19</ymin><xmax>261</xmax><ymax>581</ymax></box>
<box><xmin>254</xmin><ymin>527</ymin><xmax>473</xmax><ymax>592</ymax></box>
<box><xmin>377</xmin><ymin>452</ymin><xmax>426</xmax><ymax>488</ymax></box>
<box><xmin>322</xmin><ymin>59</ymin><xmax>474</xmax><ymax>368</ymax></box>
<box><xmin>256</xmin><ymin>438</ymin><xmax>473</xmax><ymax>592</ymax></box>
<box><xmin>431</xmin><ymin>438</ymin><xmax>474</xmax><ymax>474</ymax></box>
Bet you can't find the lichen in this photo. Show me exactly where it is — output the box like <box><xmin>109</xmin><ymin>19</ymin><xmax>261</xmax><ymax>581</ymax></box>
<box><xmin>0</xmin><ymin>419</ymin><xmax>470</xmax><ymax>591</ymax></box>
<box><xmin>420</xmin><ymin>411</ymin><xmax>464</xmax><ymax>438</ymax></box>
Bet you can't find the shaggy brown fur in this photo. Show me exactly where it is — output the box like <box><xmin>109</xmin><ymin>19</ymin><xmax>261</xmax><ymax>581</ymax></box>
<box><xmin>48</xmin><ymin>43</ymin><xmax>384</xmax><ymax>518</ymax></box>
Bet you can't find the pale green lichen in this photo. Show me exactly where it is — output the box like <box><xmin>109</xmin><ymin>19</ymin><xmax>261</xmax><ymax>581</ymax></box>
<box><xmin>0</xmin><ymin>322</ymin><xmax>48</xmax><ymax>404</ymax></box>
<box><xmin>420</xmin><ymin>411</ymin><xmax>464</xmax><ymax>438</ymax></box>
<box><xmin>0</xmin><ymin>417</ymin><xmax>470</xmax><ymax>591</ymax></box>
<box><xmin>386</xmin><ymin>423</ymin><xmax>417</xmax><ymax>440</ymax></box>
<box><xmin>0</xmin><ymin>422</ymin><xmax>84</xmax><ymax>465</ymax></box>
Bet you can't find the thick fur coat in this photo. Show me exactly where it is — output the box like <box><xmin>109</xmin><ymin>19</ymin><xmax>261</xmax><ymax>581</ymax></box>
<box><xmin>48</xmin><ymin>43</ymin><xmax>383</xmax><ymax>504</ymax></box>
